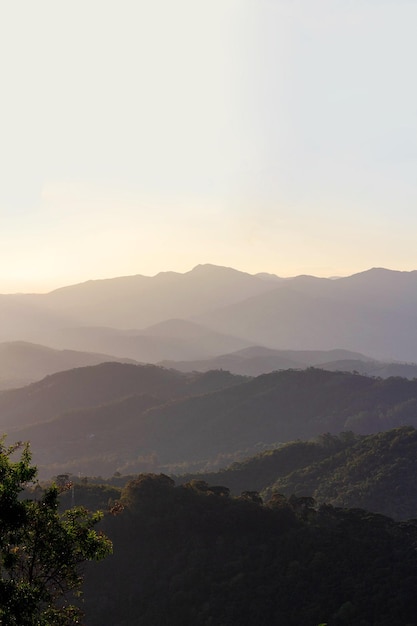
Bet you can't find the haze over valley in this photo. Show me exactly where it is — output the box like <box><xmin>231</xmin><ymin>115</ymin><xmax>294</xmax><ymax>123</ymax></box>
<box><xmin>2</xmin><ymin>264</ymin><xmax>417</xmax><ymax>481</ymax></box>
<box><xmin>2</xmin><ymin>1</ymin><xmax>417</xmax><ymax>623</ymax></box>
<box><xmin>2</xmin><ymin>265</ymin><xmax>417</xmax><ymax>369</ymax></box>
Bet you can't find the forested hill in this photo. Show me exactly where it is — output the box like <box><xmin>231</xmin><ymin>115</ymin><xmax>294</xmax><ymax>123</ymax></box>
<box><xmin>79</xmin><ymin>474</ymin><xmax>417</xmax><ymax>626</ymax></box>
<box><xmin>6</xmin><ymin>366</ymin><xmax>417</xmax><ymax>478</ymax></box>
<box><xmin>178</xmin><ymin>426</ymin><xmax>417</xmax><ymax>520</ymax></box>
<box><xmin>0</xmin><ymin>362</ymin><xmax>246</xmax><ymax>430</ymax></box>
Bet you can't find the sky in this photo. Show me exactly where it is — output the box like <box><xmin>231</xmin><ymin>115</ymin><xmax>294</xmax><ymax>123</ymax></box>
<box><xmin>0</xmin><ymin>0</ymin><xmax>416</xmax><ymax>292</ymax></box>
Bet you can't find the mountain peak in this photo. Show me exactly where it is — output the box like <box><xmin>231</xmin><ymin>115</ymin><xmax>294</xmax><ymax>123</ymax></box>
<box><xmin>189</xmin><ymin>264</ymin><xmax>249</xmax><ymax>276</ymax></box>
<box><xmin>343</xmin><ymin>267</ymin><xmax>417</xmax><ymax>286</ymax></box>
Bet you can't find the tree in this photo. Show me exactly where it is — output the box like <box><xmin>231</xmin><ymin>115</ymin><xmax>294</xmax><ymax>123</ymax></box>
<box><xmin>0</xmin><ymin>440</ymin><xmax>112</xmax><ymax>625</ymax></box>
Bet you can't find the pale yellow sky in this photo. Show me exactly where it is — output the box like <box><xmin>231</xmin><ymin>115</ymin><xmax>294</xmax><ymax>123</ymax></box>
<box><xmin>0</xmin><ymin>0</ymin><xmax>416</xmax><ymax>292</ymax></box>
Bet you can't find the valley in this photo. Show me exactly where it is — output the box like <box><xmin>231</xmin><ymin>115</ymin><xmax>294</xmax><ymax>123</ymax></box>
<box><xmin>2</xmin><ymin>265</ymin><xmax>417</xmax><ymax>625</ymax></box>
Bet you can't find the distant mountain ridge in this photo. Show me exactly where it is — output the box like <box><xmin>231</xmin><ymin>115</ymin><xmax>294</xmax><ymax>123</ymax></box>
<box><xmin>0</xmin><ymin>341</ymin><xmax>138</xmax><ymax>389</ymax></box>
<box><xmin>160</xmin><ymin>346</ymin><xmax>375</xmax><ymax>376</ymax></box>
<box><xmin>1</xmin><ymin>264</ymin><xmax>417</xmax><ymax>361</ymax></box>
<box><xmin>0</xmin><ymin>338</ymin><xmax>414</xmax><ymax>392</ymax></box>
<box><xmin>160</xmin><ymin>346</ymin><xmax>417</xmax><ymax>379</ymax></box>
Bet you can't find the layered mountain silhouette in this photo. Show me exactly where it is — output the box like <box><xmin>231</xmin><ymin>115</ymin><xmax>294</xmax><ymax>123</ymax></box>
<box><xmin>2</xmin><ymin>265</ymin><xmax>276</xmax><ymax>337</ymax></box>
<box><xmin>1</xmin><ymin>264</ymin><xmax>417</xmax><ymax>361</ymax></box>
<box><xmin>160</xmin><ymin>346</ymin><xmax>417</xmax><ymax>378</ymax></box>
<box><xmin>5</xmin><ymin>364</ymin><xmax>417</xmax><ymax>478</ymax></box>
<box><xmin>0</xmin><ymin>341</ymin><xmax>138</xmax><ymax>389</ymax></box>
<box><xmin>33</xmin><ymin>320</ymin><xmax>253</xmax><ymax>363</ymax></box>
<box><xmin>4</xmin><ymin>264</ymin><xmax>417</xmax><ymax>623</ymax></box>
<box><xmin>196</xmin><ymin>269</ymin><xmax>417</xmax><ymax>360</ymax></box>
<box><xmin>0</xmin><ymin>339</ymin><xmax>414</xmax><ymax>391</ymax></box>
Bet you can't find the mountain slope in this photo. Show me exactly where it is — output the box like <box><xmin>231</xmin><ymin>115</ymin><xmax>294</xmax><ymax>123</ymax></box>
<box><xmin>81</xmin><ymin>474</ymin><xmax>417</xmax><ymax>626</ymax></box>
<box><xmin>0</xmin><ymin>363</ymin><xmax>187</xmax><ymax>430</ymax></box>
<box><xmin>180</xmin><ymin>426</ymin><xmax>417</xmax><ymax>520</ymax></box>
<box><xmin>160</xmin><ymin>347</ymin><xmax>374</xmax><ymax>376</ymax></box>
<box><xmin>8</xmin><ymin>367</ymin><xmax>417</xmax><ymax>478</ymax></box>
<box><xmin>2</xmin><ymin>265</ymin><xmax>417</xmax><ymax>361</ymax></box>
<box><xmin>196</xmin><ymin>268</ymin><xmax>417</xmax><ymax>360</ymax></box>
<box><xmin>161</xmin><ymin>347</ymin><xmax>417</xmax><ymax>379</ymax></box>
<box><xmin>267</xmin><ymin>426</ymin><xmax>417</xmax><ymax>519</ymax></box>
<box><xmin>0</xmin><ymin>363</ymin><xmax>247</xmax><ymax>432</ymax></box>
<box><xmin>0</xmin><ymin>341</ymin><xmax>138</xmax><ymax>389</ymax></box>
<box><xmin>31</xmin><ymin>264</ymin><xmax>279</xmax><ymax>332</ymax></box>
<box><xmin>36</xmin><ymin>320</ymin><xmax>254</xmax><ymax>362</ymax></box>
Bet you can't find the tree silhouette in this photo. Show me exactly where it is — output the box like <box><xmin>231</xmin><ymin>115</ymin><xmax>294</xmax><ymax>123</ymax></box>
<box><xmin>0</xmin><ymin>440</ymin><xmax>112</xmax><ymax>625</ymax></box>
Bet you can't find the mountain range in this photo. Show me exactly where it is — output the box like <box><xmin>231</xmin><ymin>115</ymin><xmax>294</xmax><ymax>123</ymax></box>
<box><xmin>3</xmin><ymin>263</ymin><xmax>417</xmax><ymax>481</ymax></box>
<box><xmin>2</xmin><ymin>264</ymin><xmax>417</xmax><ymax>362</ymax></box>
<box><xmin>0</xmin><ymin>341</ymin><xmax>138</xmax><ymax>390</ymax></box>
<box><xmin>3</xmin><ymin>263</ymin><xmax>417</xmax><ymax>624</ymax></box>
<box><xmin>1</xmin><ymin>340</ymin><xmax>417</xmax><ymax>392</ymax></box>
<box><xmin>160</xmin><ymin>345</ymin><xmax>417</xmax><ymax>379</ymax></box>
<box><xmin>4</xmin><ymin>364</ymin><xmax>417</xmax><ymax>479</ymax></box>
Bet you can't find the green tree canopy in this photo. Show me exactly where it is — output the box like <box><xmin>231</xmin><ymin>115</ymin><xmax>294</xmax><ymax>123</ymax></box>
<box><xmin>0</xmin><ymin>439</ymin><xmax>112</xmax><ymax>625</ymax></box>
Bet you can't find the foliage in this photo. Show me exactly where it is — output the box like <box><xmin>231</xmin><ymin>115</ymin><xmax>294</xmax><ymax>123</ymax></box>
<box><xmin>181</xmin><ymin>426</ymin><xmax>417</xmax><ymax>520</ymax></box>
<box><xmin>81</xmin><ymin>474</ymin><xmax>417</xmax><ymax>626</ymax></box>
<box><xmin>264</xmin><ymin>426</ymin><xmax>417</xmax><ymax>519</ymax></box>
<box><xmin>0</xmin><ymin>440</ymin><xmax>112</xmax><ymax>625</ymax></box>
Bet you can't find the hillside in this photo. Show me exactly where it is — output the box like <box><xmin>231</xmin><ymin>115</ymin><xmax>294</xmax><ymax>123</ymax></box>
<box><xmin>179</xmin><ymin>426</ymin><xmax>417</xmax><ymax>520</ymax></box>
<box><xmin>196</xmin><ymin>270</ymin><xmax>417</xmax><ymax>360</ymax></box>
<box><xmin>79</xmin><ymin>474</ymin><xmax>417</xmax><ymax>626</ymax></box>
<box><xmin>0</xmin><ymin>362</ymin><xmax>186</xmax><ymax>431</ymax></box>
<box><xmin>0</xmin><ymin>265</ymin><xmax>278</xmax><ymax>345</ymax></box>
<box><xmin>34</xmin><ymin>320</ymin><xmax>253</xmax><ymax>363</ymax></box>
<box><xmin>7</xmin><ymin>367</ymin><xmax>417</xmax><ymax>478</ymax></box>
<box><xmin>160</xmin><ymin>346</ymin><xmax>377</xmax><ymax>376</ymax></box>
<box><xmin>161</xmin><ymin>346</ymin><xmax>417</xmax><ymax>378</ymax></box>
<box><xmin>320</xmin><ymin>358</ymin><xmax>417</xmax><ymax>379</ymax></box>
<box><xmin>0</xmin><ymin>341</ymin><xmax>138</xmax><ymax>389</ymax></box>
<box><xmin>0</xmin><ymin>363</ymin><xmax>247</xmax><ymax>433</ymax></box>
<box><xmin>267</xmin><ymin>426</ymin><xmax>417</xmax><ymax>520</ymax></box>
<box><xmin>188</xmin><ymin>267</ymin><xmax>417</xmax><ymax>361</ymax></box>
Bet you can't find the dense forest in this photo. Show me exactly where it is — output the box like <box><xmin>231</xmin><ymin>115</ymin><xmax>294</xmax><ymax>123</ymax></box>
<box><xmin>5</xmin><ymin>362</ymin><xmax>417</xmax><ymax>623</ymax></box>
<box><xmin>37</xmin><ymin>425</ymin><xmax>417</xmax><ymax>624</ymax></box>
<box><xmin>73</xmin><ymin>474</ymin><xmax>417</xmax><ymax>626</ymax></box>
<box><xmin>58</xmin><ymin>425</ymin><xmax>417</xmax><ymax>521</ymax></box>
<box><xmin>179</xmin><ymin>426</ymin><xmax>417</xmax><ymax>520</ymax></box>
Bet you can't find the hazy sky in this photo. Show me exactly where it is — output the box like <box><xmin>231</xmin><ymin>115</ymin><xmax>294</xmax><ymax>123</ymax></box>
<box><xmin>1</xmin><ymin>0</ymin><xmax>416</xmax><ymax>292</ymax></box>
